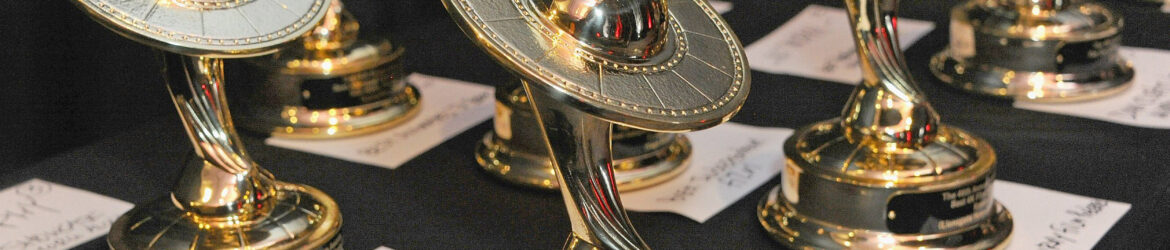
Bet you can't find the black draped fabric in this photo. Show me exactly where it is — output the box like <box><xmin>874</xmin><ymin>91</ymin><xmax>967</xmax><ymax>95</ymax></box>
<box><xmin>1</xmin><ymin>0</ymin><xmax>1168</xmax><ymax>249</ymax></box>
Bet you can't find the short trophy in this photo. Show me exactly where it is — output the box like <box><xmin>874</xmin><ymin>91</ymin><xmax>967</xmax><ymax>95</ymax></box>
<box><xmin>758</xmin><ymin>0</ymin><xmax>1013</xmax><ymax>249</ymax></box>
<box><xmin>443</xmin><ymin>0</ymin><xmax>750</xmax><ymax>248</ymax></box>
<box><xmin>236</xmin><ymin>0</ymin><xmax>421</xmax><ymax>138</ymax></box>
<box><xmin>71</xmin><ymin>0</ymin><xmax>342</xmax><ymax>248</ymax></box>
<box><xmin>477</xmin><ymin>79</ymin><xmax>691</xmax><ymax>191</ymax></box>
<box><xmin>931</xmin><ymin>0</ymin><xmax>1134</xmax><ymax>101</ymax></box>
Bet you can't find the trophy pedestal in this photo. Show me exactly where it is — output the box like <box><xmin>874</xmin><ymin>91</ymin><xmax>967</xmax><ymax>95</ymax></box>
<box><xmin>108</xmin><ymin>181</ymin><xmax>342</xmax><ymax>249</ymax></box>
<box><xmin>759</xmin><ymin>1</ymin><xmax>1012</xmax><ymax>248</ymax></box>
<box><xmin>931</xmin><ymin>49</ymin><xmax>1133</xmax><ymax>102</ymax></box>
<box><xmin>759</xmin><ymin>186</ymin><xmax>1013</xmax><ymax>249</ymax></box>
<box><xmin>238</xmin><ymin>2</ymin><xmax>421</xmax><ymax>138</ymax></box>
<box><xmin>757</xmin><ymin>121</ymin><xmax>1013</xmax><ymax>250</ymax></box>
<box><xmin>476</xmin><ymin>131</ymin><xmax>690</xmax><ymax>191</ymax></box>
<box><xmin>235</xmin><ymin>61</ymin><xmax>422</xmax><ymax>139</ymax></box>
<box><xmin>930</xmin><ymin>0</ymin><xmax>1134</xmax><ymax>102</ymax></box>
<box><xmin>475</xmin><ymin>84</ymin><xmax>690</xmax><ymax>191</ymax></box>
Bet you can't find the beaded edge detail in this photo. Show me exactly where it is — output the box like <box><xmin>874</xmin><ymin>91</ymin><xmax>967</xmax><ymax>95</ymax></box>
<box><xmin>82</xmin><ymin>0</ymin><xmax>324</xmax><ymax>48</ymax></box>
<box><xmin>174</xmin><ymin>0</ymin><xmax>256</xmax><ymax>10</ymax></box>
<box><xmin>454</xmin><ymin>0</ymin><xmax>746</xmax><ymax>117</ymax></box>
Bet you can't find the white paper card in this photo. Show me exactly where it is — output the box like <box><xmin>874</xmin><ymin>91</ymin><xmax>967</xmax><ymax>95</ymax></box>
<box><xmin>709</xmin><ymin>0</ymin><xmax>732</xmax><ymax>14</ymax></box>
<box><xmin>0</xmin><ymin>179</ymin><xmax>134</xmax><ymax>250</ymax></box>
<box><xmin>374</xmin><ymin>246</ymin><xmax>395</xmax><ymax>250</ymax></box>
<box><xmin>1015</xmin><ymin>47</ymin><xmax>1170</xmax><ymax>129</ymax></box>
<box><xmin>267</xmin><ymin>74</ymin><xmax>495</xmax><ymax>169</ymax></box>
<box><xmin>745</xmin><ymin>5</ymin><xmax>935</xmax><ymax>84</ymax></box>
<box><xmin>622</xmin><ymin>123</ymin><xmax>794</xmax><ymax>223</ymax></box>
<box><xmin>996</xmin><ymin>180</ymin><xmax>1130</xmax><ymax>250</ymax></box>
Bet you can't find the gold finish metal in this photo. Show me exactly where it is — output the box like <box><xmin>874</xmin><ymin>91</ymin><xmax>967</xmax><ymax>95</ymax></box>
<box><xmin>71</xmin><ymin>0</ymin><xmax>342</xmax><ymax>248</ymax></box>
<box><xmin>444</xmin><ymin>0</ymin><xmax>751</xmax><ymax>248</ymax></box>
<box><xmin>476</xmin><ymin>80</ymin><xmax>691</xmax><ymax>191</ymax></box>
<box><xmin>931</xmin><ymin>0</ymin><xmax>1134</xmax><ymax>102</ymax></box>
<box><xmin>238</xmin><ymin>0</ymin><xmax>422</xmax><ymax>139</ymax></box>
<box><xmin>758</xmin><ymin>0</ymin><xmax>1013</xmax><ymax>249</ymax></box>
<box><xmin>72</xmin><ymin>0</ymin><xmax>329</xmax><ymax>58</ymax></box>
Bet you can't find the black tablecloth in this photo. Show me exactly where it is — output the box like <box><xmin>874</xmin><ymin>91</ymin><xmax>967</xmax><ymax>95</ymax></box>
<box><xmin>3</xmin><ymin>0</ymin><xmax>1169</xmax><ymax>249</ymax></box>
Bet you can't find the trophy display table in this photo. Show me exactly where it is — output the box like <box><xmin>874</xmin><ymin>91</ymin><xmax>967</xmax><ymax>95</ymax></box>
<box><xmin>3</xmin><ymin>0</ymin><xmax>1169</xmax><ymax>249</ymax></box>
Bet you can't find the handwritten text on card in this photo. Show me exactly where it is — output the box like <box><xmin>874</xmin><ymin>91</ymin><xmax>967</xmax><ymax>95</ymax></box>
<box><xmin>267</xmin><ymin>74</ymin><xmax>495</xmax><ymax>169</ymax></box>
<box><xmin>995</xmin><ymin>181</ymin><xmax>1130</xmax><ymax>250</ymax></box>
<box><xmin>0</xmin><ymin>179</ymin><xmax>133</xmax><ymax>250</ymax></box>
<box><xmin>622</xmin><ymin>123</ymin><xmax>793</xmax><ymax>223</ymax></box>
<box><xmin>1015</xmin><ymin>47</ymin><xmax>1170</xmax><ymax>129</ymax></box>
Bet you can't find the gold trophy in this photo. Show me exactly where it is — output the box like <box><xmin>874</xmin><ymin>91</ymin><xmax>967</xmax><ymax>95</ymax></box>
<box><xmin>477</xmin><ymin>79</ymin><xmax>691</xmax><ymax>191</ymax></box>
<box><xmin>236</xmin><ymin>0</ymin><xmax>421</xmax><ymax>138</ymax></box>
<box><xmin>71</xmin><ymin>0</ymin><xmax>342</xmax><ymax>248</ymax></box>
<box><xmin>758</xmin><ymin>0</ymin><xmax>1013</xmax><ymax>248</ymax></box>
<box><xmin>931</xmin><ymin>0</ymin><xmax>1134</xmax><ymax>101</ymax></box>
<box><xmin>443</xmin><ymin>0</ymin><xmax>750</xmax><ymax>248</ymax></box>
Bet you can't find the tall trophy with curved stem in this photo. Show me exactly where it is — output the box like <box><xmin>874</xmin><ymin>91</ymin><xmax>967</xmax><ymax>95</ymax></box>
<box><xmin>758</xmin><ymin>0</ymin><xmax>1013</xmax><ymax>249</ymax></box>
<box><xmin>237</xmin><ymin>0</ymin><xmax>421</xmax><ymax>138</ymax></box>
<box><xmin>71</xmin><ymin>0</ymin><xmax>342</xmax><ymax>248</ymax></box>
<box><xmin>444</xmin><ymin>0</ymin><xmax>750</xmax><ymax>248</ymax></box>
<box><xmin>477</xmin><ymin>79</ymin><xmax>692</xmax><ymax>191</ymax></box>
<box><xmin>931</xmin><ymin>0</ymin><xmax>1133</xmax><ymax>101</ymax></box>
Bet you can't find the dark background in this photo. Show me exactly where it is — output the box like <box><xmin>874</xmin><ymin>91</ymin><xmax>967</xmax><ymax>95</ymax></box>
<box><xmin>2</xmin><ymin>0</ymin><xmax>1169</xmax><ymax>249</ymax></box>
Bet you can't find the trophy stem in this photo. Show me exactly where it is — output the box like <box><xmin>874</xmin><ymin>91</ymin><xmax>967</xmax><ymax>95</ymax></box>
<box><xmin>75</xmin><ymin>0</ymin><xmax>342</xmax><ymax>247</ymax></box>
<box><xmin>522</xmin><ymin>80</ymin><xmax>649</xmax><ymax>250</ymax></box>
<box><xmin>160</xmin><ymin>52</ymin><xmax>276</xmax><ymax>219</ymax></box>
<box><xmin>841</xmin><ymin>0</ymin><xmax>940</xmax><ymax>153</ymax></box>
<box><xmin>304</xmin><ymin>0</ymin><xmax>359</xmax><ymax>52</ymax></box>
<box><xmin>106</xmin><ymin>52</ymin><xmax>343</xmax><ymax>249</ymax></box>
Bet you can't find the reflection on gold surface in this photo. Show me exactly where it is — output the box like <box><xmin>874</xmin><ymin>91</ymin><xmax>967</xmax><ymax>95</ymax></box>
<box><xmin>244</xmin><ymin>1</ymin><xmax>421</xmax><ymax>139</ymax></box>
<box><xmin>73</xmin><ymin>0</ymin><xmax>342</xmax><ymax>247</ymax></box>
<box><xmin>759</xmin><ymin>0</ymin><xmax>1013</xmax><ymax>249</ymax></box>
<box><xmin>930</xmin><ymin>0</ymin><xmax>1133</xmax><ymax>101</ymax></box>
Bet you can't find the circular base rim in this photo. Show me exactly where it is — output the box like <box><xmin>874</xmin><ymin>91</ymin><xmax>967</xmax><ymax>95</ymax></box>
<box><xmin>269</xmin><ymin>84</ymin><xmax>422</xmax><ymax>139</ymax></box>
<box><xmin>757</xmin><ymin>186</ymin><xmax>1013</xmax><ymax>250</ymax></box>
<box><xmin>930</xmin><ymin>50</ymin><xmax>1133</xmax><ymax>103</ymax></box>
<box><xmin>474</xmin><ymin>131</ymin><xmax>691</xmax><ymax>191</ymax></box>
<box><xmin>108</xmin><ymin>182</ymin><xmax>342</xmax><ymax>249</ymax></box>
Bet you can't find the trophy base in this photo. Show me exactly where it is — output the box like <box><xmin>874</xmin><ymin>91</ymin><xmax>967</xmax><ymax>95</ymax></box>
<box><xmin>268</xmin><ymin>84</ymin><xmax>421</xmax><ymax>139</ymax></box>
<box><xmin>108</xmin><ymin>181</ymin><xmax>343</xmax><ymax>249</ymax></box>
<box><xmin>474</xmin><ymin>131</ymin><xmax>691</xmax><ymax>191</ymax></box>
<box><xmin>931</xmin><ymin>50</ymin><xmax>1133</xmax><ymax>102</ymax></box>
<box><xmin>758</xmin><ymin>186</ymin><xmax>1013</xmax><ymax>250</ymax></box>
